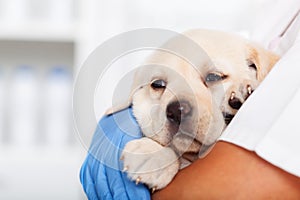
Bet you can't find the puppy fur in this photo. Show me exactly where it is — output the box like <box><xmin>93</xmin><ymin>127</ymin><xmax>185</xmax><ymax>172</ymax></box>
<box><xmin>109</xmin><ymin>29</ymin><xmax>279</xmax><ymax>190</ymax></box>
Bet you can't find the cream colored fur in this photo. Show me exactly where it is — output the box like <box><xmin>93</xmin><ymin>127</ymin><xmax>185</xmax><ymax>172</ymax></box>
<box><xmin>108</xmin><ymin>29</ymin><xmax>279</xmax><ymax>190</ymax></box>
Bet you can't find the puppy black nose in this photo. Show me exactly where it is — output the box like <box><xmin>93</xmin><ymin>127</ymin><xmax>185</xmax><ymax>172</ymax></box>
<box><xmin>228</xmin><ymin>97</ymin><xmax>242</xmax><ymax>109</ymax></box>
<box><xmin>166</xmin><ymin>101</ymin><xmax>191</xmax><ymax>125</ymax></box>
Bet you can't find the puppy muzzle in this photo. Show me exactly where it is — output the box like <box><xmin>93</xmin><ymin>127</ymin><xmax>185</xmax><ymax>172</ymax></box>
<box><xmin>165</xmin><ymin>99</ymin><xmax>196</xmax><ymax>139</ymax></box>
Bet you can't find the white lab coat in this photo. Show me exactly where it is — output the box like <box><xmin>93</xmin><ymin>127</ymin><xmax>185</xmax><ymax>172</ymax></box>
<box><xmin>218</xmin><ymin>0</ymin><xmax>300</xmax><ymax>177</ymax></box>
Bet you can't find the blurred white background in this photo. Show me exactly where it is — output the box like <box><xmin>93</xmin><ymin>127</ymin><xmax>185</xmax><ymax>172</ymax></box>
<box><xmin>0</xmin><ymin>0</ymin><xmax>269</xmax><ymax>199</ymax></box>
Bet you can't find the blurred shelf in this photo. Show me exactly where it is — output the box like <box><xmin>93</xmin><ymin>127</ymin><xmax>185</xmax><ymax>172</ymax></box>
<box><xmin>0</xmin><ymin>21</ymin><xmax>77</xmax><ymax>42</ymax></box>
<box><xmin>0</xmin><ymin>145</ymin><xmax>87</xmax><ymax>200</ymax></box>
<box><xmin>0</xmin><ymin>145</ymin><xmax>85</xmax><ymax>162</ymax></box>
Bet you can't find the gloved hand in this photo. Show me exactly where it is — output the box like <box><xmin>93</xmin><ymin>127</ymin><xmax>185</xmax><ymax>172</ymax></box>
<box><xmin>80</xmin><ymin>107</ymin><xmax>151</xmax><ymax>200</ymax></box>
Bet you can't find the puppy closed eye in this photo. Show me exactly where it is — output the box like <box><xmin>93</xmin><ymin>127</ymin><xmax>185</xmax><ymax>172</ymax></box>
<box><xmin>205</xmin><ymin>72</ymin><xmax>227</xmax><ymax>83</ymax></box>
<box><xmin>151</xmin><ymin>79</ymin><xmax>167</xmax><ymax>90</ymax></box>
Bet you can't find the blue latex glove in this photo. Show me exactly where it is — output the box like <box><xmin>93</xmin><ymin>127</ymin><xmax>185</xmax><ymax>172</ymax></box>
<box><xmin>80</xmin><ymin>107</ymin><xmax>151</xmax><ymax>200</ymax></box>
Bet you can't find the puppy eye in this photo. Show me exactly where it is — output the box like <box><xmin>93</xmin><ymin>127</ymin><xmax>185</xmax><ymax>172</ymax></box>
<box><xmin>205</xmin><ymin>72</ymin><xmax>226</xmax><ymax>83</ymax></box>
<box><xmin>151</xmin><ymin>79</ymin><xmax>167</xmax><ymax>89</ymax></box>
<box><xmin>247</xmin><ymin>60</ymin><xmax>257</xmax><ymax>71</ymax></box>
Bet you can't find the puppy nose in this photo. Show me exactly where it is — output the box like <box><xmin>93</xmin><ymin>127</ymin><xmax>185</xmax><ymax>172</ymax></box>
<box><xmin>228</xmin><ymin>92</ymin><xmax>242</xmax><ymax>109</ymax></box>
<box><xmin>166</xmin><ymin>101</ymin><xmax>191</xmax><ymax>125</ymax></box>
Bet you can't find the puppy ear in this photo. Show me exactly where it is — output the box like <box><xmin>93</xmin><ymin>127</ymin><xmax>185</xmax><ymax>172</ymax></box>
<box><xmin>104</xmin><ymin>73</ymin><xmax>138</xmax><ymax>116</ymax></box>
<box><xmin>248</xmin><ymin>44</ymin><xmax>280</xmax><ymax>81</ymax></box>
<box><xmin>105</xmin><ymin>99</ymin><xmax>132</xmax><ymax>115</ymax></box>
<box><xmin>105</xmin><ymin>67</ymin><xmax>144</xmax><ymax>116</ymax></box>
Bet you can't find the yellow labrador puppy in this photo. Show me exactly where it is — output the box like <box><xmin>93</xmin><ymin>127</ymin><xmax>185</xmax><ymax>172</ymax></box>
<box><xmin>108</xmin><ymin>29</ymin><xmax>279</xmax><ymax>191</ymax></box>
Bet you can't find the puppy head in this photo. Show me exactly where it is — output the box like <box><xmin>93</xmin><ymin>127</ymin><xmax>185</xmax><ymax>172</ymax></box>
<box><xmin>107</xmin><ymin>29</ymin><xmax>279</xmax><ymax>163</ymax></box>
<box><xmin>130</xmin><ymin>50</ymin><xmax>225</xmax><ymax>159</ymax></box>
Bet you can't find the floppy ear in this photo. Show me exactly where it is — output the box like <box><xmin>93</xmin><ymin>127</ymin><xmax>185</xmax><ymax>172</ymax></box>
<box><xmin>248</xmin><ymin>44</ymin><xmax>280</xmax><ymax>81</ymax></box>
<box><xmin>104</xmin><ymin>98</ymin><xmax>132</xmax><ymax>115</ymax></box>
<box><xmin>104</xmin><ymin>67</ymin><xmax>145</xmax><ymax>116</ymax></box>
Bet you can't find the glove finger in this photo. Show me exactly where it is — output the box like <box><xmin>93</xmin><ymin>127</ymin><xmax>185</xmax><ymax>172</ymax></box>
<box><xmin>80</xmin><ymin>155</ymin><xmax>114</xmax><ymax>200</ymax></box>
<box><xmin>121</xmin><ymin>171</ymin><xmax>151</xmax><ymax>200</ymax></box>
<box><xmin>106</xmin><ymin>166</ymin><xmax>150</xmax><ymax>200</ymax></box>
<box><xmin>85</xmin><ymin>183</ymin><xmax>111</xmax><ymax>200</ymax></box>
<box><xmin>89</xmin><ymin>124</ymin><xmax>142</xmax><ymax>171</ymax></box>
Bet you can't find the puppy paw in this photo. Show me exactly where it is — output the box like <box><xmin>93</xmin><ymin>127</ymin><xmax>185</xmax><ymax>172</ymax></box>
<box><xmin>121</xmin><ymin>137</ymin><xmax>180</xmax><ymax>190</ymax></box>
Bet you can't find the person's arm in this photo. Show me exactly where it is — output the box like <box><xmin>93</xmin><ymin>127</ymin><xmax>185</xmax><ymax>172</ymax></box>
<box><xmin>152</xmin><ymin>141</ymin><xmax>300</xmax><ymax>199</ymax></box>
